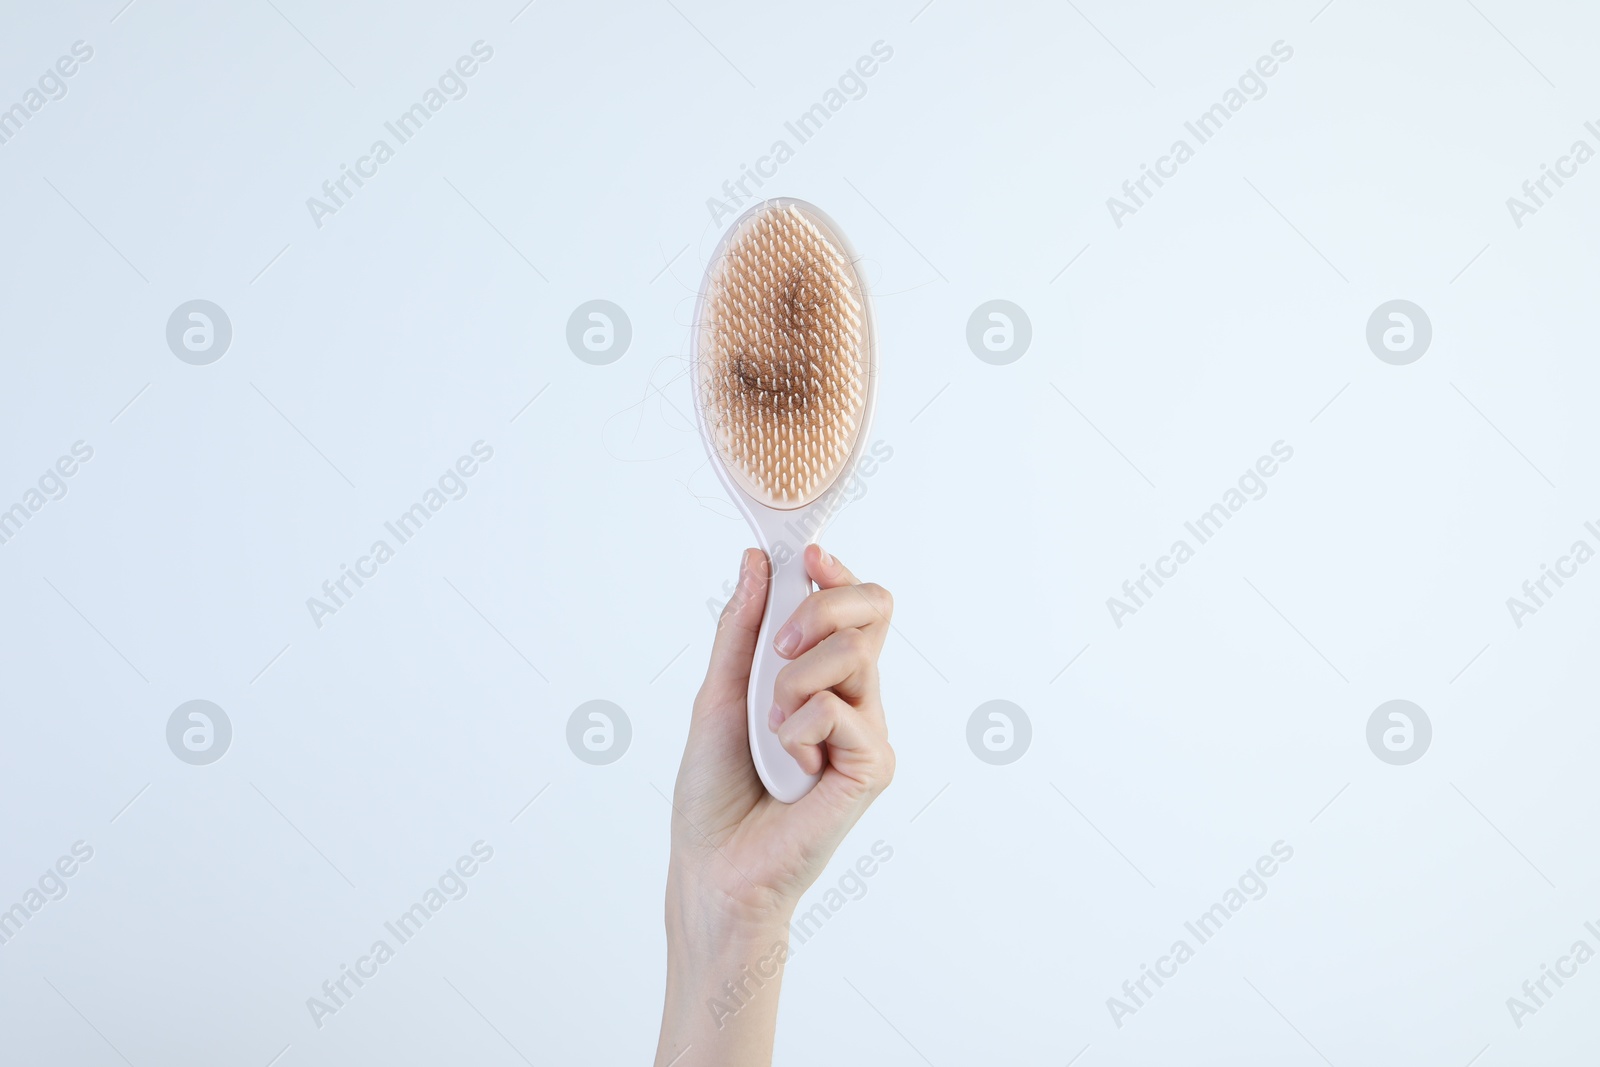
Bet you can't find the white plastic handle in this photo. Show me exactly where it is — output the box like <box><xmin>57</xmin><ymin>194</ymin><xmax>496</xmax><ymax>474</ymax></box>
<box><xmin>747</xmin><ymin>544</ymin><xmax>822</xmax><ymax>803</ymax></box>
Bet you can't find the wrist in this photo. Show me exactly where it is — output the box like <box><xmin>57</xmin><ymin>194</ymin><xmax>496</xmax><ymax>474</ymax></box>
<box><xmin>658</xmin><ymin>873</ymin><xmax>793</xmax><ymax>1067</ymax></box>
<box><xmin>665</xmin><ymin>926</ymin><xmax>791</xmax><ymax>999</ymax></box>
<box><xmin>665</xmin><ymin>861</ymin><xmax>794</xmax><ymax>952</ymax></box>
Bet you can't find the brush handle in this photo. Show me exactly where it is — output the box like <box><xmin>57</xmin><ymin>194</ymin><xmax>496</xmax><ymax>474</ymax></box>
<box><xmin>747</xmin><ymin>546</ymin><xmax>823</xmax><ymax>803</ymax></box>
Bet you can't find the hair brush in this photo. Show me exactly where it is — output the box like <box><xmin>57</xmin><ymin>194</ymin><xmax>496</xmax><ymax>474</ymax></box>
<box><xmin>690</xmin><ymin>198</ymin><xmax>878</xmax><ymax>803</ymax></box>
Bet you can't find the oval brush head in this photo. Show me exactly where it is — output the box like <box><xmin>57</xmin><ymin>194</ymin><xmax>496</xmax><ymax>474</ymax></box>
<box><xmin>691</xmin><ymin>198</ymin><xmax>877</xmax><ymax>803</ymax></box>
<box><xmin>697</xmin><ymin>200</ymin><xmax>868</xmax><ymax>509</ymax></box>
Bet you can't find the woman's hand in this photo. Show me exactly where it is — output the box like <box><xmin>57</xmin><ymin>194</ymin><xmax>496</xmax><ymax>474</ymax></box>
<box><xmin>655</xmin><ymin>544</ymin><xmax>895</xmax><ymax>1066</ymax></box>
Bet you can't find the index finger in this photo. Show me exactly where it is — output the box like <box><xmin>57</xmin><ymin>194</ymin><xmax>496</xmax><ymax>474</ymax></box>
<box><xmin>803</xmin><ymin>544</ymin><xmax>893</xmax><ymax>633</ymax></box>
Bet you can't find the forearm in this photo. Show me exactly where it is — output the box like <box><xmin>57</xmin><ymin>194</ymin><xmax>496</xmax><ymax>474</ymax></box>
<box><xmin>655</xmin><ymin>873</ymin><xmax>793</xmax><ymax>1067</ymax></box>
<box><xmin>657</xmin><ymin>544</ymin><xmax>893</xmax><ymax>1064</ymax></box>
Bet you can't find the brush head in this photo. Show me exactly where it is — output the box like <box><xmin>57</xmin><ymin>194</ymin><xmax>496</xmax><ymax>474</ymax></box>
<box><xmin>695</xmin><ymin>200</ymin><xmax>870</xmax><ymax>509</ymax></box>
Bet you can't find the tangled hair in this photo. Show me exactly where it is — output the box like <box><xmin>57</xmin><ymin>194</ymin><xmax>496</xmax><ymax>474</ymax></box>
<box><xmin>697</xmin><ymin>202</ymin><xmax>866</xmax><ymax>507</ymax></box>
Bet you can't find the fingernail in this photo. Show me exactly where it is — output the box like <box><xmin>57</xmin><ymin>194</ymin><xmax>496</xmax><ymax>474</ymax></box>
<box><xmin>818</xmin><ymin>545</ymin><xmax>833</xmax><ymax>568</ymax></box>
<box><xmin>768</xmin><ymin>702</ymin><xmax>784</xmax><ymax>731</ymax></box>
<box><xmin>774</xmin><ymin>623</ymin><xmax>801</xmax><ymax>657</ymax></box>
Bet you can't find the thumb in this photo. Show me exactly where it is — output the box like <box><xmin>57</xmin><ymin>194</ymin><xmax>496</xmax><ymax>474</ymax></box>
<box><xmin>698</xmin><ymin>548</ymin><xmax>769</xmax><ymax>709</ymax></box>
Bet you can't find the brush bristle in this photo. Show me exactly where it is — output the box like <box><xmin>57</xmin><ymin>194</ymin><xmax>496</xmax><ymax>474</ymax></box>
<box><xmin>698</xmin><ymin>202</ymin><xmax>867</xmax><ymax>508</ymax></box>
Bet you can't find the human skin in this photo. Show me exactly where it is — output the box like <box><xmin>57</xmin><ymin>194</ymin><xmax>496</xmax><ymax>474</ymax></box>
<box><xmin>654</xmin><ymin>544</ymin><xmax>896</xmax><ymax>1066</ymax></box>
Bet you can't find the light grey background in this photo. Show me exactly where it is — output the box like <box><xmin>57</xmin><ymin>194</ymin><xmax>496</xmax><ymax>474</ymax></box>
<box><xmin>2</xmin><ymin>0</ymin><xmax>1596</xmax><ymax>1063</ymax></box>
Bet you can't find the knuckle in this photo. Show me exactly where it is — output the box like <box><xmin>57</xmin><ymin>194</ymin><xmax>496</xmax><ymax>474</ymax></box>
<box><xmin>872</xmin><ymin>742</ymin><xmax>896</xmax><ymax>792</ymax></box>
<box><xmin>800</xmin><ymin>591</ymin><xmax>836</xmax><ymax>630</ymax></box>
<box><xmin>862</xmin><ymin>583</ymin><xmax>894</xmax><ymax>617</ymax></box>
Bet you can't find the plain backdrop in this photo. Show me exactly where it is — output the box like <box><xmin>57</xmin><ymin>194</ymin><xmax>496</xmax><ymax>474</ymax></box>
<box><xmin>2</xmin><ymin>1</ymin><xmax>1598</xmax><ymax>1064</ymax></box>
